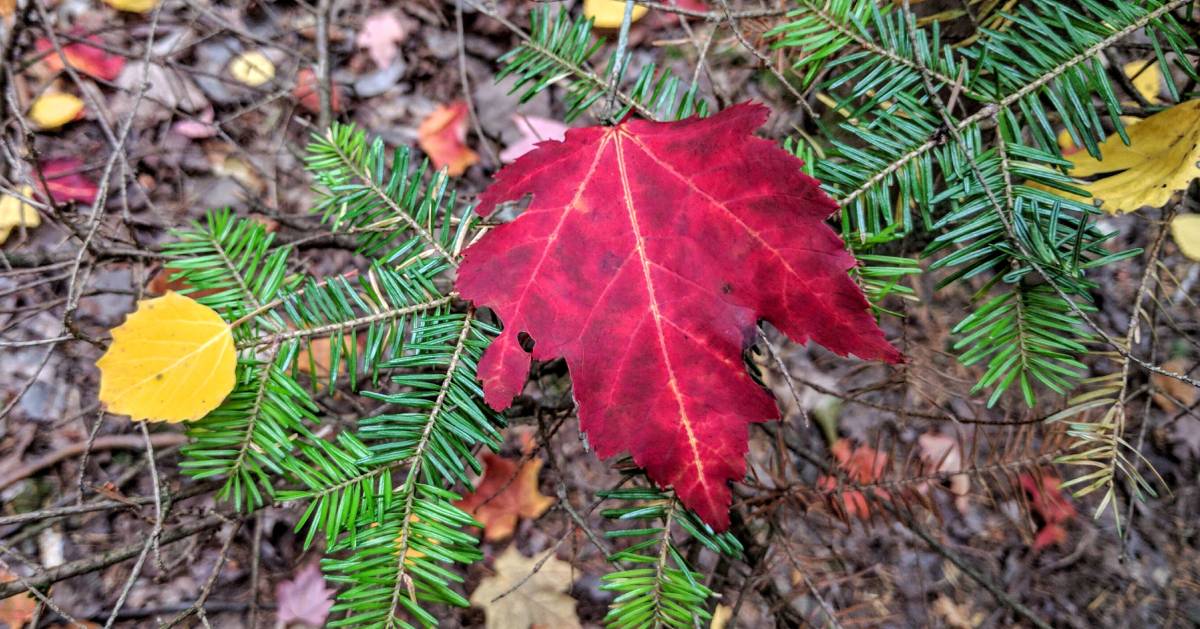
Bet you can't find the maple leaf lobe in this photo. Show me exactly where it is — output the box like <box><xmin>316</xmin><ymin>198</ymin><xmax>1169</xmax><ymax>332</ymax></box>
<box><xmin>458</xmin><ymin>102</ymin><xmax>901</xmax><ymax>529</ymax></box>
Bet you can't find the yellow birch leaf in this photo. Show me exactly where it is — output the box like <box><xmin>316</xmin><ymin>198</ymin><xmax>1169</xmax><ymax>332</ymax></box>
<box><xmin>229</xmin><ymin>50</ymin><xmax>275</xmax><ymax>87</ymax></box>
<box><xmin>1049</xmin><ymin>100</ymin><xmax>1200</xmax><ymax>214</ymax></box>
<box><xmin>1171</xmin><ymin>214</ymin><xmax>1200</xmax><ymax>261</ymax></box>
<box><xmin>584</xmin><ymin>0</ymin><xmax>648</xmax><ymax>28</ymax></box>
<box><xmin>103</xmin><ymin>0</ymin><xmax>159</xmax><ymax>12</ymax></box>
<box><xmin>1123</xmin><ymin>59</ymin><xmax>1162</xmax><ymax>105</ymax></box>
<box><xmin>29</xmin><ymin>93</ymin><xmax>84</xmax><ymax>130</ymax></box>
<box><xmin>0</xmin><ymin>186</ymin><xmax>40</xmax><ymax>245</ymax></box>
<box><xmin>96</xmin><ymin>291</ymin><xmax>236</xmax><ymax>422</ymax></box>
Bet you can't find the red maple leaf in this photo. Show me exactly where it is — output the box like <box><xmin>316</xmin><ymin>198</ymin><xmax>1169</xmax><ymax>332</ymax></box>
<box><xmin>457</xmin><ymin>103</ymin><xmax>901</xmax><ymax>529</ymax></box>
<box><xmin>40</xmin><ymin>158</ymin><xmax>99</xmax><ymax>205</ymax></box>
<box><xmin>35</xmin><ymin>32</ymin><xmax>126</xmax><ymax>82</ymax></box>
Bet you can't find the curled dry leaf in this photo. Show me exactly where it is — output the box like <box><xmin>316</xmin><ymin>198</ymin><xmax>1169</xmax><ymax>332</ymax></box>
<box><xmin>584</xmin><ymin>0</ymin><xmax>649</xmax><ymax>28</ymax></box>
<box><xmin>35</xmin><ymin>33</ymin><xmax>126</xmax><ymax>81</ymax></box>
<box><xmin>228</xmin><ymin>50</ymin><xmax>275</xmax><ymax>87</ymax></box>
<box><xmin>469</xmin><ymin>546</ymin><xmax>581</xmax><ymax>629</ymax></box>
<box><xmin>96</xmin><ymin>291</ymin><xmax>236</xmax><ymax>422</ymax></box>
<box><xmin>40</xmin><ymin>157</ymin><xmax>99</xmax><ymax>205</ymax></box>
<box><xmin>275</xmin><ymin>563</ymin><xmax>335</xmax><ymax>628</ymax></box>
<box><xmin>172</xmin><ymin>107</ymin><xmax>219</xmax><ymax>139</ymax></box>
<box><xmin>1170</xmin><ymin>215</ymin><xmax>1200</xmax><ymax>262</ymax></box>
<box><xmin>457</xmin><ymin>103</ymin><xmax>900</xmax><ymax>529</ymax></box>
<box><xmin>1052</xmin><ymin>100</ymin><xmax>1200</xmax><ymax>214</ymax></box>
<box><xmin>453</xmin><ymin>453</ymin><xmax>555</xmax><ymax>541</ymax></box>
<box><xmin>917</xmin><ymin>431</ymin><xmax>970</xmax><ymax>512</ymax></box>
<box><xmin>1150</xmin><ymin>357</ymin><xmax>1198</xmax><ymax>412</ymax></box>
<box><xmin>0</xmin><ymin>186</ymin><xmax>40</xmax><ymax>245</ymax></box>
<box><xmin>29</xmin><ymin>92</ymin><xmax>84</xmax><ymax>130</ymax></box>
<box><xmin>1019</xmin><ymin>470</ymin><xmax>1076</xmax><ymax>551</ymax></box>
<box><xmin>417</xmin><ymin>101</ymin><xmax>479</xmax><ymax>176</ymax></box>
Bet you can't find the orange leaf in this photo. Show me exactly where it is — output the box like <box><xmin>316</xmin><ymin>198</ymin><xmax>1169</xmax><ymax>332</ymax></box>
<box><xmin>816</xmin><ymin>438</ymin><xmax>890</xmax><ymax>520</ymax></box>
<box><xmin>35</xmin><ymin>33</ymin><xmax>125</xmax><ymax>81</ymax></box>
<box><xmin>0</xmin><ymin>569</ymin><xmax>37</xmax><ymax>629</ymax></box>
<box><xmin>417</xmin><ymin>101</ymin><xmax>478</xmax><ymax>177</ymax></box>
<box><xmin>293</xmin><ymin>67</ymin><xmax>343</xmax><ymax>115</ymax></box>
<box><xmin>454</xmin><ymin>453</ymin><xmax>555</xmax><ymax>541</ymax></box>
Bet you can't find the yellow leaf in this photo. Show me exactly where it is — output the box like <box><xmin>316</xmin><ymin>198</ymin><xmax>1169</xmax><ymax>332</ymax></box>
<box><xmin>584</xmin><ymin>0</ymin><xmax>648</xmax><ymax>28</ymax></box>
<box><xmin>1051</xmin><ymin>100</ymin><xmax>1200</xmax><ymax>214</ymax></box>
<box><xmin>103</xmin><ymin>0</ymin><xmax>159</xmax><ymax>12</ymax></box>
<box><xmin>1172</xmin><ymin>214</ymin><xmax>1200</xmax><ymax>261</ymax></box>
<box><xmin>0</xmin><ymin>185</ymin><xmax>40</xmax><ymax>245</ymax></box>
<box><xmin>710</xmin><ymin>604</ymin><xmax>733</xmax><ymax>629</ymax></box>
<box><xmin>1123</xmin><ymin>59</ymin><xmax>1162</xmax><ymax>105</ymax></box>
<box><xmin>96</xmin><ymin>291</ymin><xmax>236</xmax><ymax>422</ymax></box>
<box><xmin>29</xmin><ymin>92</ymin><xmax>84</xmax><ymax>130</ymax></box>
<box><xmin>229</xmin><ymin>50</ymin><xmax>275</xmax><ymax>87</ymax></box>
<box><xmin>469</xmin><ymin>547</ymin><xmax>581</xmax><ymax>629</ymax></box>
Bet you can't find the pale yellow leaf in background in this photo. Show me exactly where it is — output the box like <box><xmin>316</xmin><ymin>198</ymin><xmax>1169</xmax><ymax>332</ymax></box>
<box><xmin>469</xmin><ymin>546</ymin><xmax>581</xmax><ymax>629</ymax></box>
<box><xmin>0</xmin><ymin>185</ymin><xmax>40</xmax><ymax>244</ymax></box>
<box><xmin>29</xmin><ymin>93</ymin><xmax>84</xmax><ymax>130</ymax></box>
<box><xmin>1123</xmin><ymin>60</ymin><xmax>1162</xmax><ymax>105</ymax></box>
<box><xmin>229</xmin><ymin>50</ymin><xmax>275</xmax><ymax>87</ymax></box>
<box><xmin>710</xmin><ymin>604</ymin><xmax>733</xmax><ymax>629</ymax></box>
<box><xmin>1054</xmin><ymin>100</ymin><xmax>1200</xmax><ymax>214</ymax></box>
<box><xmin>1171</xmin><ymin>214</ymin><xmax>1200</xmax><ymax>261</ymax></box>
<box><xmin>103</xmin><ymin>0</ymin><xmax>159</xmax><ymax>12</ymax></box>
<box><xmin>97</xmin><ymin>291</ymin><xmax>236</xmax><ymax>422</ymax></box>
<box><xmin>584</xmin><ymin>0</ymin><xmax>648</xmax><ymax>28</ymax></box>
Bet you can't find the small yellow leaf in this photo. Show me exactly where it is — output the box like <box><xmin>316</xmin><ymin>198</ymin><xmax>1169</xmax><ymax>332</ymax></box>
<box><xmin>583</xmin><ymin>0</ymin><xmax>648</xmax><ymax>29</ymax></box>
<box><xmin>29</xmin><ymin>93</ymin><xmax>84</xmax><ymax>130</ymax></box>
<box><xmin>103</xmin><ymin>0</ymin><xmax>159</xmax><ymax>12</ymax></box>
<box><xmin>0</xmin><ymin>185</ymin><xmax>40</xmax><ymax>245</ymax></box>
<box><xmin>97</xmin><ymin>291</ymin><xmax>236</xmax><ymax>422</ymax></box>
<box><xmin>1171</xmin><ymin>214</ymin><xmax>1200</xmax><ymax>261</ymax></box>
<box><xmin>1050</xmin><ymin>100</ymin><xmax>1200</xmax><ymax>214</ymax></box>
<box><xmin>1123</xmin><ymin>59</ymin><xmax>1162</xmax><ymax>105</ymax></box>
<box><xmin>229</xmin><ymin>50</ymin><xmax>275</xmax><ymax>87</ymax></box>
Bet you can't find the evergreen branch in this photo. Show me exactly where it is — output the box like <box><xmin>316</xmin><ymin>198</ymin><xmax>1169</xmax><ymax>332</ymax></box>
<box><xmin>236</xmin><ymin>295</ymin><xmax>455</xmax><ymax>350</ymax></box>
<box><xmin>838</xmin><ymin>0</ymin><xmax>1189</xmax><ymax>207</ymax></box>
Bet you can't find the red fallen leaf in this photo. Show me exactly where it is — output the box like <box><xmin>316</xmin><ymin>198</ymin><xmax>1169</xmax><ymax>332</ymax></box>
<box><xmin>816</xmin><ymin>438</ymin><xmax>890</xmax><ymax>520</ymax></box>
<box><xmin>293</xmin><ymin>67</ymin><xmax>343</xmax><ymax>115</ymax></box>
<box><xmin>417</xmin><ymin>101</ymin><xmax>478</xmax><ymax>177</ymax></box>
<box><xmin>454</xmin><ymin>453</ymin><xmax>555</xmax><ymax>541</ymax></box>
<box><xmin>1019</xmin><ymin>470</ymin><xmax>1076</xmax><ymax>551</ymax></box>
<box><xmin>40</xmin><ymin>158</ymin><xmax>99</xmax><ymax>205</ymax></box>
<box><xmin>35</xmin><ymin>32</ymin><xmax>126</xmax><ymax>81</ymax></box>
<box><xmin>456</xmin><ymin>103</ymin><xmax>902</xmax><ymax>529</ymax></box>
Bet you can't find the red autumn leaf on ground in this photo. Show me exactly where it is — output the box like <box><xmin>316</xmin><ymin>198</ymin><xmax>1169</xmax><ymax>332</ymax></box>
<box><xmin>40</xmin><ymin>157</ymin><xmax>100</xmax><ymax>205</ymax></box>
<box><xmin>816</xmin><ymin>438</ymin><xmax>891</xmax><ymax>520</ymax></box>
<box><xmin>417</xmin><ymin>101</ymin><xmax>478</xmax><ymax>176</ymax></box>
<box><xmin>456</xmin><ymin>103</ymin><xmax>901</xmax><ymax>529</ymax></box>
<box><xmin>1019</xmin><ymin>470</ymin><xmax>1077</xmax><ymax>551</ymax></box>
<box><xmin>293</xmin><ymin>67</ymin><xmax>343</xmax><ymax>115</ymax></box>
<box><xmin>35</xmin><ymin>33</ymin><xmax>126</xmax><ymax>81</ymax></box>
<box><xmin>453</xmin><ymin>453</ymin><xmax>555</xmax><ymax>541</ymax></box>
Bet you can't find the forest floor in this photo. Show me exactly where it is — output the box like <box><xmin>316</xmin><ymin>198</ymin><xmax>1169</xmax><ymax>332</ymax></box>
<box><xmin>2</xmin><ymin>1</ymin><xmax>1200</xmax><ymax>628</ymax></box>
